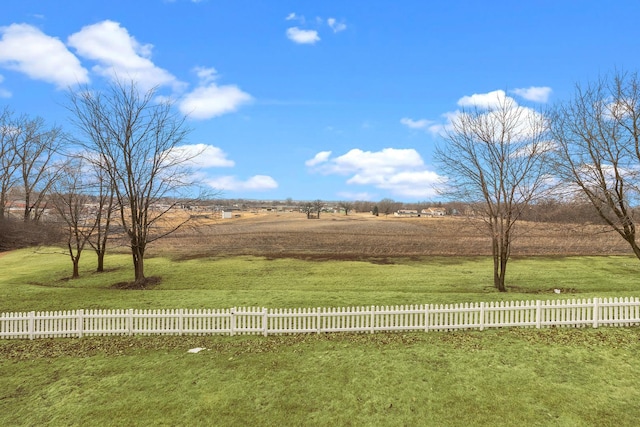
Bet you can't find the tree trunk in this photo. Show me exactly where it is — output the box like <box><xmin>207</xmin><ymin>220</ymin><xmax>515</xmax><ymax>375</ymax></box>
<box><xmin>72</xmin><ymin>259</ymin><xmax>80</xmax><ymax>279</ymax></box>
<box><xmin>491</xmin><ymin>235</ymin><xmax>508</xmax><ymax>292</ymax></box>
<box><xmin>96</xmin><ymin>251</ymin><xmax>105</xmax><ymax>272</ymax></box>
<box><xmin>625</xmin><ymin>236</ymin><xmax>640</xmax><ymax>261</ymax></box>
<box><xmin>132</xmin><ymin>245</ymin><xmax>146</xmax><ymax>286</ymax></box>
<box><xmin>497</xmin><ymin>253</ymin><xmax>508</xmax><ymax>292</ymax></box>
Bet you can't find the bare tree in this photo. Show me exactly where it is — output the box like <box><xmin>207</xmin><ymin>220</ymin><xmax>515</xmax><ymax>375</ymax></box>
<box><xmin>0</xmin><ymin>110</ymin><xmax>62</xmax><ymax>221</ymax></box>
<box><xmin>83</xmin><ymin>158</ymin><xmax>116</xmax><ymax>272</ymax></box>
<box><xmin>377</xmin><ymin>198</ymin><xmax>398</xmax><ymax>216</ymax></box>
<box><xmin>13</xmin><ymin>115</ymin><xmax>64</xmax><ymax>222</ymax></box>
<box><xmin>67</xmin><ymin>80</ymin><xmax>197</xmax><ymax>287</ymax></box>
<box><xmin>338</xmin><ymin>201</ymin><xmax>353</xmax><ymax>216</ymax></box>
<box><xmin>301</xmin><ymin>201</ymin><xmax>314</xmax><ymax>219</ymax></box>
<box><xmin>550</xmin><ymin>71</ymin><xmax>640</xmax><ymax>260</ymax></box>
<box><xmin>0</xmin><ymin>107</ymin><xmax>19</xmax><ymax>219</ymax></box>
<box><xmin>353</xmin><ymin>200</ymin><xmax>373</xmax><ymax>213</ymax></box>
<box><xmin>50</xmin><ymin>159</ymin><xmax>95</xmax><ymax>279</ymax></box>
<box><xmin>435</xmin><ymin>94</ymin><xmax>550</xmax><ymax>292</ymax></box>
<box><xmin>313</xmin><ymin>199</ymin><xmax>324</xmax><ymax>219</ymax></box>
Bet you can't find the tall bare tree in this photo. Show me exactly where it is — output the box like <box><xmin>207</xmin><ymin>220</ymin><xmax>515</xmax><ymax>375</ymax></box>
<box><xmin>435</xmin><ymin>94</ymin><xmax>550</xmax><ymax>292</ymax></box>
<box><xmin>550</xmin><ymin>71</ymin><xmax>640</xmax><ymax>260</ymax></box>
<box><xmin>86</xmin><ymin>160</ymin><xmax>116</xmax><ymax>272</ymax></box>
<box><xmin>67</xmin><ymin>80</ymin><xmax>197</xmax><ymax>287</ymax></box>
<box><xmin>50</xmin><ymin>159</ymin><xmax>96</xmax><ymax>279</ymax></box>
<box><xmin>0</xmin><ymin>109</ymin><xmax>62</xmax><ymax>221</ymax></box>
<box><xmin>0</xmin><ymin>107</ymin><xmax>19</xmax><ymax>219</ymax></box>
<box><xmin>13</xmin><ymin>115</ymin><xmax>64</xmax><ymax>222</ymax></box>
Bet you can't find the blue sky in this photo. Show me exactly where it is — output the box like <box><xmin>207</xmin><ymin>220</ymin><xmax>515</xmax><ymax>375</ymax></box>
<box><xmin>1</xmin><ymin>1</ymin><xmax>639</xmax><ymax>202</ymax></box>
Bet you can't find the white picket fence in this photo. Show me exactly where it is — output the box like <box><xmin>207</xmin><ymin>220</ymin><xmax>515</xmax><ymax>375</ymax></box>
<box><xmin>1</xmin><ymin>297</ymin><xmax>639</xmax><ymax>340</ymax></box>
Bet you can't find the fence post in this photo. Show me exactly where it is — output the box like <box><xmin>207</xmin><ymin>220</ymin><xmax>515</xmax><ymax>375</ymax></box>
<box><xmin>127</xmin><ymin>309</ymin><xmax>134</xmax><ymax>336</ymax></box>
<box><xmin>178</xmin><ymin>309</ymin><xmax>184</xmax><ymax>336</ymax></box>
<box><xmin>479</xmin><ymin>302</ymin><xmax>485</xmax><ymax>331</ymax></box>
<box><xmin>424</xmin><ymin>304</ymin><xmax>430</xmax><ymax>332</ymax></box>
<box><xmin>77</xmin><ymin>309</ymin><xmax>84</xmax><ymax>338</ymax></box>
<box><xmin>593</xmin><ymin>298</ymin><xmax>599</xmax><ymax>329</ymax></box>
<box><xmin>263</xmin><ymin>308</ymin><xmax>268</xmax><ymax>337</ymax></box>
<box><xmin>28</xmin><ymin>311</ymin><xmax>35</xmax><ymax>340</ymax></box>
<box><xmin>536</xmin><ymin>300</ymin><xmax>542</xmax><ymax>329</ymax></box>
<box><xmin>230</xmin><ymin>308</ymin><xmax>236</xmax><ymax>336</ymax></box>
<box><xmin>316</xmin><ymin>308</ymin><xmax>321</xmax><ymax>334</ymax></box>
<box><xmin>370</xmin><ymin>306</ymin><xmax>375</xmax><ymax>334</ymax></box>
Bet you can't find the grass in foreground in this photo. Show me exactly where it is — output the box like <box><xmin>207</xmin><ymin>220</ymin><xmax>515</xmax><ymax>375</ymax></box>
<box><xmin>1</xmin><ymin>328</ymin><xmax>639</xmax><ymax>426</ymax></box>
<box><xmin>1</xmin><ymin>248</ymin><xmax>640</xmax><ymax>312</ymax></box>
<box><xmin>2</xmin><ymin>248</ymin><xmax>640</xmax><ymax>426</ymax></box>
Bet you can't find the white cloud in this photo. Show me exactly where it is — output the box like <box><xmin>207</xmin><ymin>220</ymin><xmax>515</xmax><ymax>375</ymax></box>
<box><xmin>285</xmin><ymin>13</ymin><xmax>297</xmax><ymax>21</ymax></box>
<box><xmin>327</xmin><ymin>18</ymin><xmax>347</xmax><ymax>33</ymax></box>
<box><xmin>178</xmin><ymin>67</ymin><xmax>252</xmax><ymax>120</ymax></box>
<box><xmin>457</xmin><ymin>89</ymin><xmax>509</xmax><ymax>109</ymax></box>
<box><xmin>206</xmin><ymin>175</ymin><xmax>278</xmax><ymax>192</ymax></box>
<box><xmin>305</xmin><ymin>151</ymin><xmax>332</xmax><ymax>167</ymax></box>
<box><xmin>194</xmin><ymin>66</ymin><xmax>217</xmax><ymax>84</ymax></box>
<box><xmin>286</xmin><ymin>27</ymin><xmax>320</xmax><ymax>44</ymax></box>
<box><xmin>68</xmin><ymin>24</ymin><xmax>251</xmax><ymax>120</ymax></box>
<box><xmin>330</xmin><ymin>148</ymin><xmax>424</xmax><ymax>175</ymax></box>
<box><xmin>306</xmin><ymin>148</ymin><xmax>443</xmax><ymax>198</ymax></box>
<box><xmin>511</xmin><ymin>86</ymin><xmax>552</xmax><ymax>103</ymax></box>
<box><xmin>67</xmin><ymin>20</ymin><xmax>178</xmax><ymax>91</ymax></box>
<box><xmin>400</xmin><ymin>117</ymin><xmax>432</xmax><ymax>130</ymax></box>
<box><xmin>0</xmin><ymin>21</ymin><xmax>251</xmax><ymax>120</ymax></box>
<box><xmin>0</xmin><ymin>23</ymin><xmax>89</xmax><ymax>88</ymax></box>
<box><xmin>426</xmin><ymin>88</ymin><xmax>550</xmax><ymax>139</ymax></box>
<box><xmin>0</xmin><ymin>74</ymin><xmax>10</xmax><ymax>98</ymax></box>
<box><xmin>168</xmin><ymin>144</ymin><xmax>235</xmax><ymax>168</ymax></box>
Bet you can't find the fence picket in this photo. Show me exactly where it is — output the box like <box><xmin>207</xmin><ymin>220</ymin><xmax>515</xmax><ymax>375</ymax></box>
<box><xmin>2</xmin><ymin>296</ymin><xmax>640</xmax><ymax>340</ymax></box>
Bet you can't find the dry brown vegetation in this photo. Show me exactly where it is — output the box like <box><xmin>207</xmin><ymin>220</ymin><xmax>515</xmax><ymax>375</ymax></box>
<box><xmin>148</xmin><ymin>211</ymin><xmax>631</xmax><ymax>260</ymax></box>
<box><xmin>0</xmin><ymin>217</ymin><xmax>63</xmax><ymax>252</ymax></box>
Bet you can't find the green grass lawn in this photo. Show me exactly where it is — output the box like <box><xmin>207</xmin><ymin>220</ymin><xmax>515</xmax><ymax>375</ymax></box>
<box><xmin>1</xmin><ymin>329</ymin><xmax>639</xmax><ymax>426</ymax></box>
<box><xmin>2</xmin><ymin>248</ymin><xmax>640</xmax><ymax>426</ymax></box>
<box><xmin>1</xmin><ymin>248</ymin><xmax>640</xmax><ymax>312</ymax></box>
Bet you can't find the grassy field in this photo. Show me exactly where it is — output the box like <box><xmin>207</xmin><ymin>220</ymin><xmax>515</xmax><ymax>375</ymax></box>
<box><xmin>1</xmin><ymin>214</ymin><xmax>640</xmax><ymax>426</ymax></box>
<box><xmin>1</xmin><ymin>329</ymin><xmax>639</xmax><ymax>426</ymax></box>
<box><xmin>1</xmin><ymin>249</ymin><xmax>640</xmax><ymax>312</ymax></box>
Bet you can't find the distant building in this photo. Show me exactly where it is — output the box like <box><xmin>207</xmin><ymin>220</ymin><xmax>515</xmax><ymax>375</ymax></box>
<box><xmin>394</xmin><ymin>209</ymin><xmax>419</xmax><ymax>217</ymax></box>
<box><xmin>421</xmin><ymin>208</ymin><xmax>446</xmax><ymax>216</ymax></box>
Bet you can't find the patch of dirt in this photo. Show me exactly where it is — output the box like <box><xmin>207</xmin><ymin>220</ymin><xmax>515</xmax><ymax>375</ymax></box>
<box><xmin>261</xmin><ymin>253</ymin><xmax>397</xmax><ymax>264</ymax></box>
<box><xmin>111</xmin><ymin>276</ymin><xmax>162</xmax><ymax>290</ymax></box>
<box><xmin>152</xmin><ymin>214</ymin><xmax>632</xmax><ymax>261</ymax></box>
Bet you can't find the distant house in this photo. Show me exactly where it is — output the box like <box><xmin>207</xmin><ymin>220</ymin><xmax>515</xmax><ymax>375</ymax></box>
<box><xmin>221</xmin><ymin>207</ymin><xmax>241</xmax><ymax>219</ymax></box>
<box><xmin>421</xmin><ymin>208</ymin><xmax>446</xmax><ymax>216</ymax></box>
<box><xmin>394</xmin><ymin>209</ymin><xmax>419</xmax><ymax>217</ymax></box>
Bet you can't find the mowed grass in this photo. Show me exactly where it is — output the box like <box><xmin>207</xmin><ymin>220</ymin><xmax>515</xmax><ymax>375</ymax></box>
<box><xmin>1</xmin><ymin>248</ymin><xmax>640</xmax><ymax>312</ymax></box>
<box><xmin>2</xmin><ymin>248</ymin><xmax>640</xmax><ymax>426</ymax></box>
<box><xmin>1</xmin><ymin>329</ymin><xmax>639</xmax><ymax>426</ymax></box>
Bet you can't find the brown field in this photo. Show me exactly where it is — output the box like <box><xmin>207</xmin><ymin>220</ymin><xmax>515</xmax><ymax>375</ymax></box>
<box><xmin>149</xmin><ymin>211</ymin><xmax>632</xmax><ymax>260</ymax></box>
